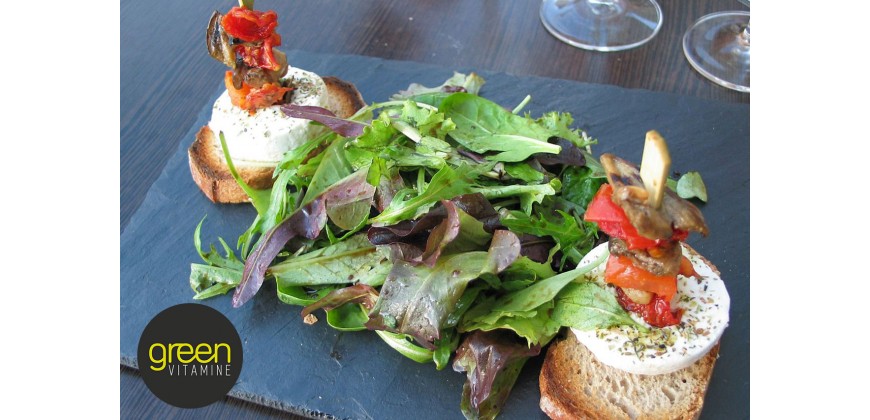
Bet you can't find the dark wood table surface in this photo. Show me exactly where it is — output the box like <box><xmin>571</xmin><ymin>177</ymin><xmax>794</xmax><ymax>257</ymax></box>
<box><xmin>120</xmin><ymin>0</ymin><xmax>749</xmax><ymax>417</ymax></box>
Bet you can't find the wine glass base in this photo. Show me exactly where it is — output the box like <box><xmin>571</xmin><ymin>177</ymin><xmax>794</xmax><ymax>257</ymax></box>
<box><xmin>540</xmin><ymin>0</ymin><xmax>663</xmax><ymax>52</ymax></box>
<box><xmin>683</xmin><ymin>11</ymin><xmax>750</xmax><ymax>92</ymax></box>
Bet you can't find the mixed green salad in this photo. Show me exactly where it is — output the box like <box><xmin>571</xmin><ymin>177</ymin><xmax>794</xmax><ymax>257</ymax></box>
<box><xmin>190</xmin><ymin>73</ymin><xmax>706</xmax><ymax>419</ymax></box>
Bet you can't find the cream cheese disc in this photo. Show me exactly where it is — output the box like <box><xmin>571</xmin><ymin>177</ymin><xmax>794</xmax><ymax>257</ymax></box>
<box><xmin>571</xmin><ymin>242</ymin><xmax>730</xmax><ymax>375</ymax></box>
<box><xmin>207</xmin><ymin>67</ymin><xmax>328</xmax><ymax>166</ymax></box>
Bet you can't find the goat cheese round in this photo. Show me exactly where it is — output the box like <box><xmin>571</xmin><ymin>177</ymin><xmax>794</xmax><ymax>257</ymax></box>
<box><xmin>571</xmin><ymin>242</ymin><xmax>730</xmax><ymax>375</ymax></box>
<box><xmin>207</xmin><ymin>67</ymin><xmax>328</xmax><ymax>165</ymax></box>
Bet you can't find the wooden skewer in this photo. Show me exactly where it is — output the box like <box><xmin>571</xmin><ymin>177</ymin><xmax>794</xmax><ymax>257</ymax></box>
<box><xmin>639</xmin><ymin>130</ymin><xmax>671</xmax><ymax>209</ymax></box>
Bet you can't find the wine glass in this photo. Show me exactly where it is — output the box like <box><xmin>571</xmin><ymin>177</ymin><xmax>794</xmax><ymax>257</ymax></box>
<box><xmin>539</xmin><ymin>0</ymin><xmax>663</xmax><ymax>52</ymax></box>
<box><xmin>682</xmin><ymin>11</ymin><xmax>750</xmax><ymax>92</ymax></box>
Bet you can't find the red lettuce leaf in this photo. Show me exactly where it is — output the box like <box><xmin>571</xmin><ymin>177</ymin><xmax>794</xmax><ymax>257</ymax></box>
<box><xmin>232</xmin><ymin>170</ymin><xmax>374</xmax><ymax>308</ymax></box>
<box><xmin>365</xmin><ymin>230</ymin><xmax>520</xmax><ymax>348</ymax></box>
<box><xmin>453</xmin><ymin>330</ymin><xmax>541</xmax><ymax>419</ymax></box>
<box><xmin>301</xmin><ymin>283</ymin><xmax>379</xmax><ymax>317</ymax></box>
<box><xmin>421</xmin><ymin>201</ymin><xmax>462</xmax><ymax>267</ymax></box>
<box><xmin>233</xmin><ymin>200</ymin><xmax>327</xmax><ymax>308</ymax></box>
<box><xmin>367</xmin><ymin>193</ymin><xmax>501</xmax><ymax>251</ymax></box>
<box><xmin>280</xmin><ymin>104</ymin><xmax>366</xmax><ymax>138</ymax></box>
<box><xmin>533</xmin><ymin>137</ymin><xmax>586</xmax><ymax>167</ymax></box>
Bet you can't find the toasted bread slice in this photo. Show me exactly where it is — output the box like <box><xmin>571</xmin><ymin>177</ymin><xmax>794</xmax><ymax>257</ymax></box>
<box><xmin>540</xmin><ymin>335</ymin><xmax>720</xmax><ymax>420</ymax></box>
<box><xmin>188</xmin><ymin>76</ymin><xmax>365</xmax><ymax>203</ymax></box>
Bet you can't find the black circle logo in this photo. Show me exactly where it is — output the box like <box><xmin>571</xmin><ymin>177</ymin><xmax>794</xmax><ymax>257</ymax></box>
<box><xmin>137</xmin><ymin>303</ymin><xmax>243</xmax><ymax>408</ymax></box>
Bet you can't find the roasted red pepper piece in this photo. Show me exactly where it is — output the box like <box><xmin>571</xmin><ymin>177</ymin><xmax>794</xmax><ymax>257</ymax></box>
<box><xmin>605</xmin><ymin>255</ymin><xmax>678</xmax><ymax>301</ymax></box>
<box><xmin>615</xmin><ymin>287</ymin><xmax>683</xmax><ymax>328</ymax></box>
<box><xmin>584</xmin><ymin>184</ymin><xmax>688</xmax><ymax>249</ymax></box>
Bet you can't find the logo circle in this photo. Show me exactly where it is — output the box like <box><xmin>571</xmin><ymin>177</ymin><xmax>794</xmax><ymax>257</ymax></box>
<box><xmin>137</xmin><ymin>303</ymin><xmax>243</xmax><ymax>408</ymax></box>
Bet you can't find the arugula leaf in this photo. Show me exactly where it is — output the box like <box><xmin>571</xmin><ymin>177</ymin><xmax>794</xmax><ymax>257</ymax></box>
<box><xmin>194</xmin><ymin>217</ymin><xmax>243</xmax><ymax>270</ymax></box>
<box><xmin>233</xmin><ymin>169</ymin><xmax>373</xmax><ymax>307</ymax></box>
<box><xmin>535</xmin><ymin>111</ymin><xmax>593</xmax><ymax>148</ymax></box>
<box><xmin>392</xmin><ymin>71</ymin><xmax>486</xmax><ymax>102</ymax></box>
<box><xmin>190</xmin><ymin>264</ymin><xmax>242</xmax><ymax>300</ymax></box>
<box><xmin>191</xmin><ymin>217</ymin><xmax>244</xmax><ymax>299</ymax></box>
<box><xmin>218</xmin><ymin>132</ymin><xmax>271</xmax><ymax>214</ymax></box>
<box><xmin>370</xmin><ymin>163</ymin><xmax>485</xmax><ymax>226</ymax></box>
<box><xmin>439</xmin><ymin>93</ymin><xmax>561</xmax><ymax>162</ymax></box>
<box><xmin>552</xmin><ymin>281</ymin><xmax>646</xmax><ymax>331</ymax></box>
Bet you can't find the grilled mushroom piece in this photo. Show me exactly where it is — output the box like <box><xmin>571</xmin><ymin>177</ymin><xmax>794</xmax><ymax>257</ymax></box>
<box><xmin>206</xmin><ymin>11</ymin><xmax>235</xmax><ymax>67</ymax></box>
<box><xmin>600</xmin><ymin>153</ymin><xmax>709</xmax><ymax>240</ymax></box>
<box><xmin>609</xmin><ymin>238</ymin><xmax>682</xmax><ymax>277</ymax></box>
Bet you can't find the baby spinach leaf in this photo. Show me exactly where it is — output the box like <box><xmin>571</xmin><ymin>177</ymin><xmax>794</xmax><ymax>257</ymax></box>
<box><xmin>488</xmin><ymin>247</ymin><xmax>609</xmax><ymax>313</ymax></box>
<box><xmin>552</xmin><ymin>281</ymin><xmax>646</xmax><ymax>331</ymax></box>
<box><xmin>218</xmin><ymin>132</ymin><xmax>271</xmax><ymax>215</ymax></box>
<box><xmin>439</xmin><ymin>93</ymin><xmax>561</xmax><ymax>162</ymax></box>
<box><xmin>433</xmin><ymin>329</ymin><xmax>460</xmax><ymax>370</ymax></box>
<box><xmin>561</xmin><ymin>166</ymin><xmax>607</xmax><ymax>210</ymax></box>
<box><xmin>675</xmin><ymin>171</ymin><xmax>708</xmax><ymax>202</ymax></box>
<box><xmin>326</xmin><ymin>304</ymin><xmax>370</xmax><ymax>331</ymax></box>
<box><xmin>501</xmin><ymin>209</ymin><xmax>595</xmax><ymax>266</ymax></box>
<box><xmin>276</xmin><ymin>285</ymin><xmax>337</xmax><ymax>306</ymax></box>
<box><xmin>503</xmin><ymin>162</ymin><xmax>545</xmax><ymax>183</ymax></box>
<box><xmin>375</xmin><ymin>331</ymin><xmax>434</xmax><ymax>363</ymax></box>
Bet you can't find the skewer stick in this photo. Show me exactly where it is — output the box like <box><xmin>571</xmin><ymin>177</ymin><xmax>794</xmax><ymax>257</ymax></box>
<box><xmin>639</xmin><ymin>130</ymin><xmax>671</xmax><ymax>209</ymax></box>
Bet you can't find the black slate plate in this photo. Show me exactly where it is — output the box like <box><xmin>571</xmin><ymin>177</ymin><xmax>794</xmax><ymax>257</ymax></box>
<box><xmin>120</xmin><ymin>51</ymin><xmax>749</xmax><ymax>419</ymax></box>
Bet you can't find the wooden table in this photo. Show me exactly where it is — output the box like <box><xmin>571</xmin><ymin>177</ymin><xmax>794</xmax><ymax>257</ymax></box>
<box><xmin>120</xmin><ymin>0</ymin><xmax>749</xmax><ymax>417</ymax></box>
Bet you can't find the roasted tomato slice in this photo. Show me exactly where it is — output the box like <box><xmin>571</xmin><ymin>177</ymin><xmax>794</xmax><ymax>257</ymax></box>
<box><xmin>615</xmin><ymin>287</ymin><xmax>683</xmax><ymax>328</ymax></box>
<box><xmin>224</xmin><ymin>71</ymin><xmax>291</xmax><ymax>112</ymax></box>
<box><xmin>221</xmin><ymin>6</ymin><xmax>278</xmax><ymax>42</ymax></box>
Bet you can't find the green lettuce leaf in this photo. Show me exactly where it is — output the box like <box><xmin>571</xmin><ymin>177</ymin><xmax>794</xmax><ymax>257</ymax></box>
<box><xmin>268</xmin><ymin>234</ymin><xmax>390</xmax><ymax>287</ymax></box>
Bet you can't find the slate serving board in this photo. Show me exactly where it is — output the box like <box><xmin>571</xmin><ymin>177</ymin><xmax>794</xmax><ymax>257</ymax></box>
<box><xmin>120</xmin><ymin>51</ymin><xmax>749</xmax><ymax>419</ymax></box>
